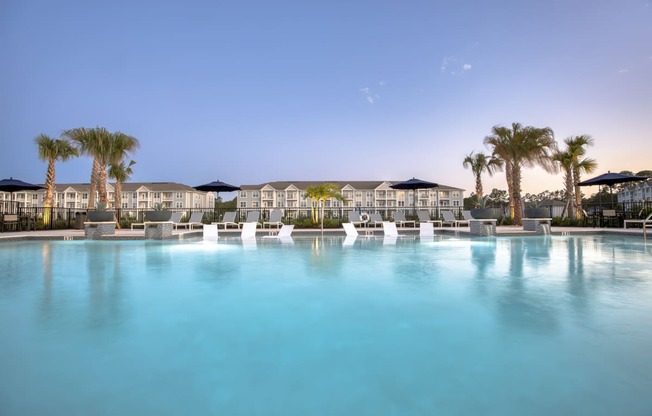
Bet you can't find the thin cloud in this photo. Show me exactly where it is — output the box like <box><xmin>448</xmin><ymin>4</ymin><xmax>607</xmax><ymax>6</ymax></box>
<box><xmin>463</xmin><ymin>64</ymin><xmax>472</xmax><ymax>71</ymax></box>
<box><xmin>359</xmin><ymin>84</ymin><xmax>383</xmax><ymax>104</ymax></box>
<box><xmin>618</xmin><ymin>68</ymin><xmax>629</xmax><ymax>74</ymax></box>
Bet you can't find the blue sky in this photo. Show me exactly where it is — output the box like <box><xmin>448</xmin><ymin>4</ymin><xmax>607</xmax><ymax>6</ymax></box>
<box><xmin>2</xmin><ymin>0</ymin><xmax>651</xmax><ymax>196</ymax></box>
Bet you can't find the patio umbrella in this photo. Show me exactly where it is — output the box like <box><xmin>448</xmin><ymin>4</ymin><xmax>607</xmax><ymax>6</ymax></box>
<box><xmin>390</xmin><ymin>178</ymin><xmax>439</xmax><ymax>216</ymax></box>
<box><xmin>0</xmin><ymin>177</ymin><xmax>44</xmax><ymax>213</ymax></box>
<box><xmin>194</xmin><ymin>180</ymin><xmax>241</xmax><ymax>194</ymax></box>
<box><xmin>577</xmin><ymin>172</ymin><xmax>647</xmax><ymax>208</ymax></box>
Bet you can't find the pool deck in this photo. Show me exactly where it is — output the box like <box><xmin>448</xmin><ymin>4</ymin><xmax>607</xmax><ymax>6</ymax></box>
<box><xmin>0</xmin><ymin>224</ymin><xmax>650</xmax><ymax>241</ymax></box>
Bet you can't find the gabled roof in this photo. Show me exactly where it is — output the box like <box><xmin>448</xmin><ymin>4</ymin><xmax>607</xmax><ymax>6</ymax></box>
<box><xmin>241</xmin><ymin>180</ymin><xmax>464</xmax><ymax>191</ymax></box>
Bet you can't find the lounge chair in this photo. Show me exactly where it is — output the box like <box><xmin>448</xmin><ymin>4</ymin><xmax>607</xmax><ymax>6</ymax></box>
<box><xmin>347</xmin><ymin>211</ymin><xmax>367</xmax><ymax>227</ymax></box>
<box><xmin>368</xmin><ymin>213</ymin><xmax>384</xmax><ymax>227</ymax></box>
<box><xmin>263</xmin><ymin>209</ymin><xmax>284</xmax><ymax>229</ymax></box>
<box><xmin>624</xmin><ymin>212</ymin><xmax>652</xmax><ymax>229</ymax></box>
<box><xmin>419</xmin><ymin>222</ymin><xmax>434</xmax><ymax>237</ymax></box>
<box><xmin>417</xmin><ymin>210</ymin><xmax>442</xmax><ymax>227</ymax></box>
<box><xmin>342</xmin><ymin>222</ymin><xmax>359</xmax><ymax>237</ymax></box>
<box><xmin>393</xmin><ymin>211</ymin><xmax>415</xmax><ymax>227</ymax></box>
<box><xmin>441</xmin><ymin>211</ymin><xmax>469</xmax><ymax>227</ymax></box>
<box><xmin>241</xmin><ymin>222</ymin><xmax>257</xmax><ymax>238</ymax></box>
<box><xmin>213</xmin><ymin>211</ymin><xmax>239</xmax><ymax>229</ymax></box>
<box><xmin>462</xmin><ymin>210</ymin><xmax>474</xmax><ymax>221</ymax></box>
<box><xmin>244</xmin><ymin>211</ymin><xmax>261</xmax><ymax>227</ymax></box>
<box><xmin>176</xmin><ymin>212</ymin><xmax>204</xmax><ymax>229</ymax></box>
<box><xmin>601</xmin><ymin>209</ymin><xmax>619</xmax><ymax>228</ymax></box>
<box><xmin>382</xmin><ymin>221</ymin><xmax>403</xmax><ymax>237</ymax></box>
<box><xmin>262</xmin><ymin>224</ymin><xmax>294</xmax><ymax>242</ymax></box>
<box><xmin>203</xmin><ymin>224</ymin><xmax>218</xmax><ymax>240</ymax></box>
<box><xmin>169</xmin><ymin>212</ymin><xmax>184</xmax><ymax>228</ymax></box>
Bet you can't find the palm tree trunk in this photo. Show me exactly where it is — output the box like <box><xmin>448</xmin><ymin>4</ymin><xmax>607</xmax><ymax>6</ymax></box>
<box><xmin>43</xmin><ymin>158</ymin><xmax>56</xmax><ymax>225</ymax></box>
<box><xmin>505</xmin><ymin>161</ymin><xmax>514</xmax><ymax>220</ymax></box>
<box><xmin>475</xmin><ymin>174</ymin><xmax>483</xmax><ymax>202</ymax></box>
<box><xmin>89</xmin><ymin>158</ymin><xmax>100</xmax><ymax>209</ymax></box>
<box><xmin>98</xmin><ymin>163</ymin><xmax>108</xmax><ymax>205</ymax></box>
<box><xmin>512</xmin><ymin>163</ymin><xmax>523</xmax><ymax>226</ymax></box>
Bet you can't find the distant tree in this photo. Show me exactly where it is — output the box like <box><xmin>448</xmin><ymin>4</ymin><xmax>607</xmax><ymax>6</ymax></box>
<box><xmin>635</xmin><ymin>170</ymin><xmax>652</xmax><ymax>177</ymax></box>
<box><xmin>35</xmin><ymin>134</ymin><xmax>78</xmax><ymax>224</ymax></box>
<box><xmin>462</xmin><ymin>151</ymin><xmax>502</xmax><ymax>206</ymax></box>
<box><xmin>484</xmin><ymin>123</ymin><xmax>557</xmax><ymax>225</ymax></box>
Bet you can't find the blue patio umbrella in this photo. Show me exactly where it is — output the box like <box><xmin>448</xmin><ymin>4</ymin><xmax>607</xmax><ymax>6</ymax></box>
<box><xmin>0</xmin><ymin>177</ymin><xmax>44</xmax><ymax>213</ymax></box>
<box><xmin>577</xmin><ymin>172</ymin><xmax>648</xmax><ymax>208</ymax></box>
<box><xmin>390</xmin><ymin>178</ymin><xmax>439</xmax><ymax>216</ymax></box>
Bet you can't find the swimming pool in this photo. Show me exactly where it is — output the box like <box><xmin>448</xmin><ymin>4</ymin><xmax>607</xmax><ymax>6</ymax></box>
<box><xmin>1</xmin><ymin>236</ymin><xmax>651</xmax><ymax>415</ymax></box>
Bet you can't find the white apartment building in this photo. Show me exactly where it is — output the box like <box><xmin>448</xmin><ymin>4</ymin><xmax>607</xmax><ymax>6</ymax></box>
<box><xmin>618</xmin><ymin>181</ymin><xmax>652</xmax><ymax>204</ymax></box>
<box><xmin>238</xmin><ymin>181</ymin><xmax>464</xmax><ymax>210</ymax></box>
<box><xmin>0</xmin><ymin>182</ymin><xmax>214</xmax><ymax>211</ymax></box>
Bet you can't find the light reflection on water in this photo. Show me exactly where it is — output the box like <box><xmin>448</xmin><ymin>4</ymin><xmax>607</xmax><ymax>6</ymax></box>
<box><xmin>1</xmin><ymin>236</ymin><xmax>651</xmax><ymax>415</ymax></box>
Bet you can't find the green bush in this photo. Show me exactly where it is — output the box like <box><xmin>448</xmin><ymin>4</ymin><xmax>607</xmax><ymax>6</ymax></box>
<box><xmin>292</xmin><ymin>218</ymin><xmax>341</xmax><ymax>228</ymax></box>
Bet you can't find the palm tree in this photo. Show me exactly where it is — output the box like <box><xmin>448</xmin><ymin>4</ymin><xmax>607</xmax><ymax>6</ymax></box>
<box><xmin>552</xmin><ymin>148</ymin><xmax>575</xmax><ymax>218</ymax></box>
<box><xmin>565</xmin><ymin>135</ymin><xmax>596</xmax><ymax>219</ymax></box>
<box><xmin>484</xmin><ymin>122</ymin><xmax>557</xmax><ymax>225</ymax></box>
<box><xmin>35</xmin><ymin>134</ymin><xmax>78</xmax><ymax>224</ymax></box>
<box><xmin>109</xmin><ymin>160</ymin><xmax>136</xmax><ymax>211</ymax></box>
<box><xmin>63</xmin><ymin>127</ymin><xmax>139</xmax><ymax>208</ymax></box>
<box><xmin>304</xmin><ymin>183</ymin><xmax>347</xmax><ymax>229</ymax></box>
<box><xmin>462</xmin><ymin>151</ymin><xmax>503</xmax><ymax>207</ymax></box>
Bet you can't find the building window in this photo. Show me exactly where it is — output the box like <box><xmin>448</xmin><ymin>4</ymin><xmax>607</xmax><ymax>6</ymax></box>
<box><xmin>252</xmin><ymin>192</ymin><xmax>259</xmax><ymax>198</ymax></box>
<box><xmin>252</xmin><ymin>202</ymin><xmax>259</xmax><ymax>208</ymax></box>
<box><xmin>240</xmin><ymin>201</ymin><xmax>247</xmax><ymax>208</ymax></box>
<box><xmin>240</xmin><ymin>191</ymin><xmax>247</xmax><ymax>198</ymax></box>
<box><xmin>176</xmin><ymin>193</ymin><xmax>182</xmax><ymax>199</ymax></box>
<box><xmin>154</xmin><ymin>192</ymin><xmax>160</xmax><ymax>198</ymax></box>
<box><xmin>176</xmin><ymin>202</ymin><xmax>182</xmax><ymax>208</ymax></box>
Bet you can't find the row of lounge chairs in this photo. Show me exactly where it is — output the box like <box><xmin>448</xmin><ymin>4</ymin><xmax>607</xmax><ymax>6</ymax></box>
<box><xmin>348</xmin><ymin>210</ymin><xmax>472</xmax><ymax>228</ymax></box>
<box><xmin>131</xmin><ymin>211</ymin><xmax>205</xmax><ymax>230</ymax></box>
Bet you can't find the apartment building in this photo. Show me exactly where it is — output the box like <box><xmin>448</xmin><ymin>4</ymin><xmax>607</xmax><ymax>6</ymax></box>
<box><xmin>0</xmin><ymin>182</ymin><xmax>214</xmax><ymax>210</ymax></box>
<box><xmin>238</xmin><ymin>181</ymin><xmax>464</xmax><ymax>210</ymax></box>
<box><xmin>618</xmin><ymin>181</ymin><xmax>652</xmax><ymax>203</ymax></box>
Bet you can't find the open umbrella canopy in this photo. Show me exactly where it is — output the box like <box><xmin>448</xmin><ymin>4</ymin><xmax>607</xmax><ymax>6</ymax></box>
<box><xmin>390</xmin><ymin>177</ymin><xmax>439</xmax><ymax>190</ymax></box>
<box><xmin>576</xmin><ymin>172</ymin><xmax>648</xmax><ymax>187</ymax></box>
<box><xmin>194</xmin><ymin>180</ymin><xmax>241</xmax><ymax>193</ymax></box>
<box><xmin>0</xmin><ymin>177</ymin><xmax>44</xmax><ymax>193</ymax></box>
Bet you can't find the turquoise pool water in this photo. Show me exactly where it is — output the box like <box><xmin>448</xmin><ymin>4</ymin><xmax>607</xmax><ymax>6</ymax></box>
<box><xmin>1</xmin><ymin>236</ymin><xmax>651</xmax><ymax>415</ymax></box>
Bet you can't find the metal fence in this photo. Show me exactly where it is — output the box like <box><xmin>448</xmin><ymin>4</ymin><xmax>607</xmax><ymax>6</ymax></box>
<box><xmin>3</xmin><ymin>201</ymin><xmax>650</xmax><ymax>231</ymax></box>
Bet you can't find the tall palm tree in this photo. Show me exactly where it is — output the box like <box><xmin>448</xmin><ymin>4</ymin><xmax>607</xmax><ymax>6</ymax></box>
<box><xmin>35</xmin><ymin>134</ymin><xmax>78</xmax><ymax>224</ymax></box>
<box><xmin>64</xmin><ymin>127</ymin><xmax>139</xmax><ymax>208</ymax></box>
<box><xmin>462</xmin><ymin>151</ymin><xmax>503</xmax><ymax>206</ymax></box>
<box><xmin>484</xmin><ymin>122</ymin><xmax>557</xmax><ymax>225</ymax></box>
<box><xmin>109</xmin><ymin>160</ymin><xmax>136</xmax><ymax>211</ymax></box>
<box><xmin>566</xmin><ymin>135</ymin><xmax>596</xmax><ymax>219</ymax></box>
<box><xmin>552</xmin><ymin>148</ymin><xmax>575</xmax><ymax>218</ymax></box>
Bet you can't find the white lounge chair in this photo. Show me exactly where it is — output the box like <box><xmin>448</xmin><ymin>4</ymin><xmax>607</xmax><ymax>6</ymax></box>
<box><xmin>342</xmin><ymin>222</ymin><xmax>359</xmax><ymax>237</ymax></box>
<box><xmin>347</xmin><ymin>211</ymin><xmax>367</xmax><ymax>227</ymax></box>
<box><xmin>203</xmin><ymin>224</ymin><xmax>218</xmax><ymax>240</ymax></box>
<box><xmin>169</xmin><ymin>212</ymin><xmax>184</xmax><ymax>228</ymax></box>
<box><xmin>393</xmin><ymin>211</ymin><xmax>415</xmax><ymax>228</ymax></box>
<box><xmin>382</xmin><ymin>221</ymin><xmax>403</xmax><ymax>237</ymax></box>
<box><xmin>419</xmin><ymin>222</ymin><xmax>434</xmax><ymax>237</ymax></box>
<box><xmin>263</xmin><ymin>209</ymin><xmax>284</xmax><ymax>229</ymax></box>
<box><xmin>176</xmin><ymin>212</ymin><xmax>204</xmax><ymax>229</ymax></box>
<box><xmin>462</xmin><ymin>210</ymin><xmax>474</xmax><ymax>221</ymax></box>
<box><xmin>262</xmin><ymin>224</ymin><xmax>294</xmax><ymax>242</ymax></box>
<box><xmin>241</xmin><ymin>222</ymin><xmax>258</xmax><ymax>238</ymax></box>
<box><xmin>441</xmin><ymin>211</ymin><xmax>469</xmax><ymax>227</ymax></box>
<box><xmin>624</xmin><ymin>212</ymin><xmax>652</xmax><ymax>229</ymax></box>
<box><xmin>417</xmin><ymin>210</ymin><xmax>442</xmax><ymax>227</ymax></box>
<box><xmin>213</xmin><ymin>211</ymin><xmax>239</xmax><ymax>229</ymax></box>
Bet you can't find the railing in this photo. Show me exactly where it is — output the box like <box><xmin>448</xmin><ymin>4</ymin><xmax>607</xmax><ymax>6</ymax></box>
<box><xmin>0</xmin><ymin>205</ymin><xmax>460</xmax><ymax>231</ymax></box>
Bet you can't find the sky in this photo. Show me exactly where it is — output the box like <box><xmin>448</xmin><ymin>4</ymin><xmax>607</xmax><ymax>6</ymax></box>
<box><xmin>2</xmin><ymin>0</ymin><xmax>651</xmax><ymax>198</ymax></box>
